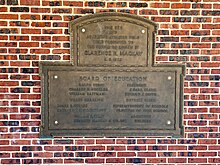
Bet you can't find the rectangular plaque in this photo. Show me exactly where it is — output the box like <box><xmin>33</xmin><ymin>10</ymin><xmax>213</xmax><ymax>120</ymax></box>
<box><xmin>41</xmin><ymin>65</ymin><xmax>183</xmax><ymax>137</ymax></box>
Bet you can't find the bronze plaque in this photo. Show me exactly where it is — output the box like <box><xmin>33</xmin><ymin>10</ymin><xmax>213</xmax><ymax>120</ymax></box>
<box><xmin>69</xmin><ymin>12</ymin><xmax>156</xmax><ymax>67</ymax></box>
<box><xmin>40</xmin><ymin>13</ymin><xmax>185</xmax><ymax>137</ymax></box>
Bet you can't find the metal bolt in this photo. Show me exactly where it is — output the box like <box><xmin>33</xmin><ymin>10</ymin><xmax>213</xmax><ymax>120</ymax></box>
<box><xmin>54</xmin><ymin>121</ymin><xmax>58</xmax><ymax>125</ymax></box>
<box><xmin>141</xmin><ymin>29</ymin><xmax>145</xmax><ymax>34</ymax></box>
<box><xmin>54</xmin><ymin>75</ymin><xmax>58</xmax><ymax>79</ymax></box>
<box><xmin>167</xmin><ymin>120</ymin><xmax>171</xmax><ymax>125</ymax></box>
<box><xmin>168</xmin><ymin>76</ymin><xmax>172</xmax><ymax>80</ymax></box>
<box><xmin>82</xmin><ymin>28</ymin><xmax>86</xmax><ymax>32</ymax></box>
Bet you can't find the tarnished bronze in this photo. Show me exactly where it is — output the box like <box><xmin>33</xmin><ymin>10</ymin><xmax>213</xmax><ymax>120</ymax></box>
<box><xmin>40</xmin><ymin>13</ymin><xmax>185</xmax><ymax>137</ymax></box>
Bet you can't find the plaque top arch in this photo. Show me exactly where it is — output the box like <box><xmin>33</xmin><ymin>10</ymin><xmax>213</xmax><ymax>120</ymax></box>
<box><xmin>69</xmin><ymin>12</ymin><xmax>158</xmax><ymax>67</ymax></box>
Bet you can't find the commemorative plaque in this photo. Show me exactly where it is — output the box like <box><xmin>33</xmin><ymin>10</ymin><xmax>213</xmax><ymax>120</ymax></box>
<box><xmin>40</xmin><ymin>13</ymin><xmax>185</xmax><ymax>137</ymax></box>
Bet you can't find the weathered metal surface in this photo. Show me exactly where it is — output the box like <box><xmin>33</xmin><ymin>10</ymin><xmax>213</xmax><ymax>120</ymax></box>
<box><xmin>40</xmin><ymin>12</ymin><xmax>185</xmax><ymax>137</ymax></box>
<box><xmin>69</xmin><ymin>12</ymin><xmax>157</xmax><ymax>67</ymax></box>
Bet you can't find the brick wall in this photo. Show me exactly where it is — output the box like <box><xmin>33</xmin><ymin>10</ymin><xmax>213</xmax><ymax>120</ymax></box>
<box><xmin>0</xmin><ymin>0</ymin><xmax>220</xmax><ymax>164</ymax></box>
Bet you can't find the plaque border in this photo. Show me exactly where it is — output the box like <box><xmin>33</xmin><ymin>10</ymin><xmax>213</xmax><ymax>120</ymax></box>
<box><xmin>40</xmin><ymin>63</ymin><xmax>185</xmax><ymax>137</ymax></box>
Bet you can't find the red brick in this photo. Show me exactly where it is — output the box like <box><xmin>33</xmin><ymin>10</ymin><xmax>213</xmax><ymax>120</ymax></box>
<box><xmin>0</xmin><ymin>36</ymin><xmax>8</xmax><ymax>40</ymax></box>
<box><xmin>20</xmin><ymin>0</ymin><xmax>40</xmax><ymax>5</ymax></box>
<box><xmin>10</xmin><ymin>114</ymin><xmax>29</xmax><ymax>120</ymax></box>
<box><xmin>44</xmin><ymin>146</ymin><xmax>63</xmax><ymax>151</ymax></box>
<box><xmin>21</xmin><ymin>94</ymin><xmax>40</xmax><ymax>99</ymax></box>
<box><xmin>20</xmin><ymin>14</ymin><xmax>41</xmax><ymax>20</ymax></box>
<box><xmin>0</xmin><ymin>146</ymin><xmax>20</xmax><ymax>151</ymax></box>
<box><xmin>21</xmin><ymin>121</ymin><xmax>40</xmax><ymax>126</ymax></box>
<box><xmin>188</xmin><ymin>158</ymin><xmax>207</xmax><ymax>163</ymax></box>
<box><xmin>172</xmin><ymin>3</ymin><xmax>190</xmax><ymax>8</ymax></box>
<box><xmin>168</xmin><ymin>158</ymin><xmax>187</xmax><ymax>163</ymax></box>
<box><xmin>0</xmin><ymin>14</ymin><xmax>18</xmax><ymax>19</ymax></box>
<box><xmin>96</xmin><ymin>139</ymin><xmax>115</xmax><ymax>144</ymax></box>
<box><xmin>198</xmin><ymin>139</ymin><xmax>217</xmax><ymax>144</ymax></box>
<box><xmin>199</xmin><ymin>101</ymin><xmax>218</xmax><ymax>106</ymax></box>
<box><xmin>0</xmin><ymin>140</ymin><xmax>9</xmax><ymax>145</ymax></box>
<box><xmin>210</xmin><ymin>108</ymin><xmax>220</xmax><ymax>113</ymax></box>
<box><xmin>147</xmin><ymin>158</ymin><xmax>166</xmax><ymax>163</ymax></box>
<box><xmin>96</xmin><ymin>9</ymin><xmax>116</xmax><ymax>13</ymax></box>
<box><xmin>52</xmin><ymin>49</ymin><xmax>70</xmax><ymax>54</ymax></box>
<box><xmin>1</xmin><ymin>159</ymin><xmax>20</xmax><ymax>164</ymax></box>
<box><xmin>0</xmin><ymin>21</ymin><xmax>7</xmax><ymax>26</ymax></box>
<box><xmin>21</xmin><ymin>28</ymin><xmax>41</xmax><ymax>34</ymax></box>
<box><xmin>76</xmin><ymin>139</ymin><xmax>95</xmax><ymax>145</ymax></box>
<box><xmin>192</xmin><ymin>43</ymin><xmax>211</xmax><ymax>48</ymax></box>
<box><xmin>168</xmin><ymin>146</ymin><xmax>187</xmax><ymax>150</ymax></box>
<box><xmin>118</xmin><ymin>152</ymin><xmax>136</xmax><ymax>157</ymax></box>
<box><xmin>42</xmin><ymin>29</ymin><xmax>62</xmax><ymax>34</ymax></box>
<box><xmin>10</xmin><ymin>61</ymin><xmax>30</xmax><ymax>67</ymax></box>
<box><xmin>43</xmin><ymin>159</ymin><xmax>63</xmax><ymax>164</ymax></box>
<box><xmin>19</xmin><ymin>42</ymin><xmax>39</xmax><ymax>47</ymax></box>
<box><xmin>0</xmin><ymin>7</ymin><xmax>7</xmax><ymax>12</ymax></box>
<box><xmin>42</xmin><ymin>15</ymin><xmax>62</xmax><ymax>20</ymax></box>
<box><xmin>64</xmin><ymin>158</ymin><xmax>84</xmax><ymax>163</ymax></box>
<box><xmin>208</xmin><ymin>158</ymin><xmax>220</xmax><ymax>163</ymax></box>
<box><xmin>0</xmin><ymin>94</ymin><xmax>19</xmax><ymax>99</ymax></box>
<box><xmin>85</xmin><ymin>158</ymin><xmax>104</xmax><ymax>164</ymax></box>
<box><xmin>107</xmin><ymin>2</ymin><xmax>127</xmax><ymax>8</ymax></box>
<box><xmin>152</xmin><ymin>17</ymin><xmax>170</xmax><ymax>22</ymax></box>
<box><xmin>0</xmin><ymin>153</ymin><xmax>10</xmax><ymax>158</ymax></box>
<box><xmin>106</xmin><ymin>158</ymin><xmax>125</xmax><ymax>163</ymax></box>
<box><xmin>127</xmin><ymin>146</ymin><xmax>146</xmax><ymax>150</ymax></box>
<box><xmin>52</xmin><ymin>8</ymin><xmax>72</xmax><ymax>13</ymax></box>
<box><xmin>31</xmin><ymin>22</ymin><xmax>51</xmax><ymax>27</ymax></box>
<box><xmin>182</xmin><ymin>24</ymin><xmax>201</xmax><ymax>29</ymax></box>
<box><xmin>9</xmin><ymin>48</ymin><xmax>28</xmax><ymax>54</ymax></box>
<box><xmin>150</xmin><ymin>3</ymin><xmax>170</xmax><ymax>8</ymax></box>
<box><xmin>10</xmin><ymin>36</ymin><xmax>29</xmax><ymax>41</ymax></box>
<box><xmin>52</xmin><ymin>36</ymin><xmax>70</xmax><ymax>41</ymax></box>
<box><xmin>140</xmin><ymin>9</ymin><xmax>158</xmax><ymax>15</ymax></box>
<box><xmin>107</xmin><ymin>146</ymin><xmax>126</xmax><ymax>151</ymax></box>
<box><xmin>199</xmin><ymin>127</ymin><xmax>218</xmax><ymax>132</ymax></box>
<box><xmin>11</xmin><ymin>101</ymin><xmax>30</xmax><ymax>106</ymax></box>
<box><xmin>97</xmin><ymin>152</ymin><xmax>116</xmax><ymax>157</ymax></box>
<box><xmin>201</xmin><ymin>62</ymin><xmax>220</xmax><ymax>67</ymax></box>
<box><xmin>0</xmin><ymin>81</ymin><xmax>19</xmax><ymax>86</ymax></box>
<box><xmin>30</xmin><ymin>49</ymin><xmax>50</xmax><ymax>54</ymax></box>
<box><xmin>138</xmin><ymin>152</ymin><xmax>156</xmax><ymax>157</ymax></box>
<box><xmin>63</xmin><ymin>1</ymin><xmax>83</xmax><ymax>6</ymax></box>
<box><xmin>33</xmin><ymin>152</ymin><xmax>53</xmax><ymax>157</ymax></box>
<box><xmin>86</xmin><ymin>146</ymin><xmax>105</xmax><ymax>151</ymax></box>
<box><xmin>11</xmin><ymin>140</ymin><xmax>31</xmax><ymax>145</ymax></box>
<box><xmin>41</xmin><ymin>43</ymin><xmax>61</xmax><ymax>48</ymax></box>
<box><xmin>31</xmin><ymin>8</ymin><xmax>50</xmax><ymax>13</ymax></box>
<box><xmin>0</xmin><ymin>88</ymin><xmax>8</xmax><ymax>93</ymax></box>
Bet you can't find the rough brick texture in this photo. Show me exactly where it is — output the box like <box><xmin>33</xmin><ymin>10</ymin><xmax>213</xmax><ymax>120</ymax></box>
<box><xmin>0</xmin><ymin>0</ymin><xmax>220</xmax><ymax>164</ymax></box>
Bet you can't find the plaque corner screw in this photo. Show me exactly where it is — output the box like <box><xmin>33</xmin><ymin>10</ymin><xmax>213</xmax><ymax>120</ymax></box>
<box><xmin>82</xmin><ymin>28</ymin><xmax>86</xmax><ymax>33</ymax></box>
<box><xmin>168</xmin><ymin>76</ymin><xmax>172</xmax><ymax>80</ymax></box>
<box><xmin>167</xmin><ymin>120</ymin><xmax>171</xmax><ymax>125</ymax></box>
<box><xmin>54</xmin><ymin>75</ymin><xmax>58</xmax><ymax>79</ymax></box>
<box><xmin>54</xmin><ymin>120</ymin><xmax>58</xmax><ymax>125</ymax></box>
<box><xmin>141</xmin><ymin>29</ymin><xmax>145</xmax><ymax>34</ymax></box>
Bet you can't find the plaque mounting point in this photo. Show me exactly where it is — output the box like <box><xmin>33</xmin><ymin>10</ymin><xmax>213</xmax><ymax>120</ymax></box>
<box><xmin>54</xmin><ymin>121</ymin><xmax>59</xmax><ymax>125</ymax></box>
<box><xmin>81</xmin><ymin>28</ymin><xmax>86</xmax><ymax>33</ymax></box>
<box><xmin>141</xmin><ymin>29</ymin><xmax>145</xmax><ymax>34</ymax></box>
<box><xmin>54</xmin><ymin>75</ymin><xmax>58</xmax><ymax>79</ymax></box>
<box><xmin>167</xmin><ymin>120</ymin><xmax>172</xmax><ymax>125</ymax></box>
<box><xmin>168</xmin><ymin>76</ymin><xmax>172</xmax><ymax>80</ymax></box>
